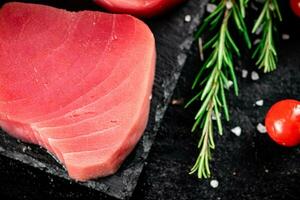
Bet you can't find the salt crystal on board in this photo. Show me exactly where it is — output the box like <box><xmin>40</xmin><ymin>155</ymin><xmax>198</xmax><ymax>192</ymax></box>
<box><xmin>282</xmin><ymin>34</ymin><xmax>290</xmax><ymax>40</ymax></box>
<box><xmin>242</xmin><ymin>69</ymin><xmax>248</xmax><ymax>78</ymax></box>
<box><xmin>210</xmin><ymin>180</ymin><xmax>219</xmax><ymax>188</ymax></box>
<box><xmin>255</xmin><ymin>100</ymin><xmax>264</xmax><ymax>106</ymax></box>
<box><xmin>206</xmin><ymin>3</ymin><xmax>217</xmax><ymax>13</ymax></box>
<box><xmin>231</xmin><ymin>126</ymin><xmax>242</xmax><ymax>137</ymax></box>
<box><xmin>211</xmin><ymin>112</ymin><xmax>221</xmax><ymax>120</ymax></box>
<box><xmin>257</xmin><ymin>123</ymin><xmax>267</xmax><ymax>133</ymax></box>
<box><xmin>251</xmin><ymin>71</ymin><xmax>259</xmax><ymax>81</ymax></box>
<box><xmin>227</xmin><ymin>80</ymin><xmax>233</xmax><ymax>89</ymax></box>
<box><xmin>184</xmin><ymin>15</ymin><xmax>191</xmax><ymax>22</ymax></box>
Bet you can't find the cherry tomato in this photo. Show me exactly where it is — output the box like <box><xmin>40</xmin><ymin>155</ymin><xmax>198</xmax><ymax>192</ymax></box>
<box><xmin>290</xmin><ymin>0</ymin><xmax>300</xmax><ymax>17</ymax></box>
<box><xmin>94</xmin><ymin>0</ymin><xmax>186</xmax><ymax>17</ymax></box>
<box><xmin>265</xmin><ymin>99</ymin><xmax>300</xmax><ymax>147</ymax></box>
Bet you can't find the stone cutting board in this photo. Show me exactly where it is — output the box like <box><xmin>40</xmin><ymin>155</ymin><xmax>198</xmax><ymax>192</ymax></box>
<box><xmin>0</xmin><ymin>0</ymin><xmax>208</xmax><ymax>199</ymax></box>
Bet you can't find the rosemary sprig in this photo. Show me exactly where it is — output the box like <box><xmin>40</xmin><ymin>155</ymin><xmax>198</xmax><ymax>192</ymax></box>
<box><xmin>252</xmin><ymin>0</ymin><xmax>282</xmax><ymax>73</ymax></box>
<box><xmin>186</xmin><ymin>0</ymin><xmax>250</xmax><ymax>179</ymax></box>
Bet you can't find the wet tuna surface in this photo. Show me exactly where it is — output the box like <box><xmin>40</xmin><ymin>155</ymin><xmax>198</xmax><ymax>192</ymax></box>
<box><xmin>0</xmin><ymin>0</ymin><xmax>300</xmax><ymax>200</ymax></box>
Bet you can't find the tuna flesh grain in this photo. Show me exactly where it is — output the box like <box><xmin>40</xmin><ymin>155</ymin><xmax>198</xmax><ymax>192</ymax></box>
<box><xmin>0</xmin><ymin>2</ymin><xmax>156</xmax><ymax>181</ymax></box>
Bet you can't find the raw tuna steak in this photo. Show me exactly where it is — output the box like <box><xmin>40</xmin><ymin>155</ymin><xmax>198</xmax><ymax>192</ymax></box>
<box><xmin>0</xmin><ymin>2</ymin><xmax>156</xmax><ymax>181</ymax></box>
<box><xmin>94</xmin><ymin>0</ymin><xmax>186</xmax><ymax>17</ymax></box>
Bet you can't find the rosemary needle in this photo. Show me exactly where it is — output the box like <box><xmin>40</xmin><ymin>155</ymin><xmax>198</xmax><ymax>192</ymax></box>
<box><xmin>252</xmin><ymin>0</ymin><xmax>282</xmax><ymax>73</ymax></box>
<box><xmin>186</xmin><ymin>0</ymin><xmax>250</xmax><ymax>179</ymax></box>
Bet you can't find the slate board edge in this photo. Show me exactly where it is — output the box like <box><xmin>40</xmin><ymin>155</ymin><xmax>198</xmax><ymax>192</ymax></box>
<box><xmin>0</xmin><ymin>0</ymin><xmax>209</xmax><ymax>199</ymax></box>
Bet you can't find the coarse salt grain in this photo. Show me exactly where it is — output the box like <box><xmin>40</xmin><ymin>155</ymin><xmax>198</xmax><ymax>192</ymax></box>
<box><xmin>210</xmin><ymin>179</ymin><xmax>219</xmax><ymax>188</ymax></box>
<box><xmin>227</xmin><ymin>80</ymin><xmax>233</xmax><ymax>89</ymax></box>
<box><xmin>231</xmin><ymin>126</ymin><xmax>242</xmax><ymax>137</ymax></box>
<box><xmin>257</xmin><ymin>123</ymin><xmax>267</xmax><ymax>133</ymax></box>
<box><xmin>22</xmin><ymin>146</ymin><xmax>27</xmax><ymax>152</ymax></box>
<box><xmin>211</xmin><ymin>112</ymin><xmax>221</xmax><ymax>120</ymax></box>
<box><xmin>184</xmin><ymin>14</ymin><xmax>191</xmax><ymax>22</ymax></box>
<box><xmin>206</xmin><ymin>3</ymin><xmax>217</xmax><ymax>13</ymax></box>
<box><xmin>251</xmin><ymin>71</ymin><xmax>259</xmax><ymax>81</ymax></box>
<box><xmin>282</xmin><ymin>34</ymin><xmax>290</xmax><ymax>40</ymax></box>
<box><xmin>171</xmin><ymin>98</ymin><xmax>184</xmax><ymax>105</ymax></box>
<box><xmin>255</xmin><ymin>100</ymin><xmax>264</xmax><ymax>106</ymax></box>
<box><xmin>253</xmin><ymin>38</ymin><xmax>261</xmax><ymax>45</ymax></box>
<box><xmin>242</xmin><ymin>69</ymin><xmax>248</xmax><ymax>78</ymax></box>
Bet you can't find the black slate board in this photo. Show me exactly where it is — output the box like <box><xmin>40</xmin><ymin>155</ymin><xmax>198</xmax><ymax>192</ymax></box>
<box><xmin>0</xmin><ymin>0</ymin><xmax>208</xmax><ymax>199</ymax></box>
<box><xmin>130</xmin><ymin>3</ymin><xmax>300</xmax><ymax>199</ymax></box>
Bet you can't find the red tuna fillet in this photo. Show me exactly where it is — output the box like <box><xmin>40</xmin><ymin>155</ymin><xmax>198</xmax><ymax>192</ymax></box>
<box><xmin>0</xmin><ymin>2</ymin><xmax>156</xmax><ymax>181</ymax></box>
<box><xmin>94</xmin><ymin>0</ymin><xmax>186</xmax><ymax>17</ymax></box>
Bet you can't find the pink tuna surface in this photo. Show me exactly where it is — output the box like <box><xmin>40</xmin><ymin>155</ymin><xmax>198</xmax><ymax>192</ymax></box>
<box><xmin>0</xmin><ymin>2</ymin><xmax>156</xmax><ymax>181</ymax></box>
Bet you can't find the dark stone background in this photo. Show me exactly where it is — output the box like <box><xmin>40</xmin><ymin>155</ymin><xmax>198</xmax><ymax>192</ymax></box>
<box><xmin>0</xmin><ymin>1</ymin><xmax>299</xmax><ymax>200</ymax></box>
<box><xmin>130</xmin><ymin>2</ymin><xmax>300</xmax><ymax>199</ymax></box>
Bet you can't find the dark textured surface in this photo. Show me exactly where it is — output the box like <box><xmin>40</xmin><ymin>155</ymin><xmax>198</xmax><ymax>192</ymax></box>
<box><xmin>131</xmin><ymin>3</ymin><xmax>300</xmax><ymax>200</ymax></box>
<box><xmin>1</xmin><ymin>1</ymin><xmax>300</xmax><ymax>200</ymax></box>
<box><xmin>0</xmin><ymin>0</ymin><xmax>208</xmax><ymax>199</ymax></box>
